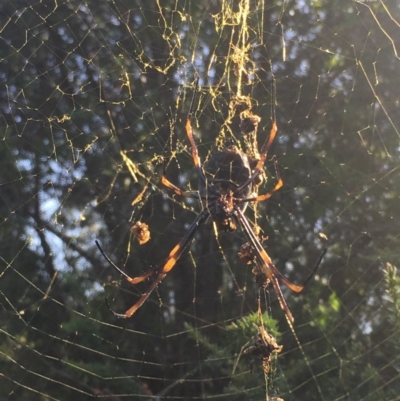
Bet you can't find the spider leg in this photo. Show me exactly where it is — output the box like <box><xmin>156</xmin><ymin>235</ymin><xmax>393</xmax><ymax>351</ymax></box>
<box><xmin>162</xmin><ymin>78</ymin><xmax>207</xmax><ymax>195</ymax></box>
<box><xmin>234</xmin><ymin>207</ymin><xmax>324</xmax><ymax>322</ymax></box>
<box><xmin>252</xmin><ymin>120</ymin><xmax>278</xmax><ymax>176</ymax></box>
<box><xmin>235</xmin><ymin>207</ymin><xmax>309</xmax><ymax>291</ymax></box>
<box><xmin>97</xmin><ymin>210</ymin><xmax>208</xmax><ymax>318</ymax></box>
<box><xmin>299</xmin><ymin>247</ymin><xmax>327</xmax><ymax>287</ymax></box>
<box><xmin>234</xmin><ymin>208</ymin><xmax>295</xmax><ymax>322</ymax></box>
<box><xmin>236</xmin><ymin>119</ymin><xmax>278</xmax><ymax>193</ymax></box>
<box><xmin>124</xmin><ymin>210</ymin><xmax>208</xmax><ymax>318</ymax></box>
<box><xmin>185</xmin><ymin>78</ymin><xmax>201</xmax><ymax>168</ymax></box>
<box><xmin>186</xmin><ymin>108</ymin><xmax>201</xmax><ymax>171</ymax></box>
<box><xmin>238</xmin><ymin>208</ymin><xmax>326</xmax><ymax>290</ymax></box>
<box><xmin>184</xmin><ymin>77</ymin><xmax>209</xmax><ymax>188</ymax></box>
<box><xmin>269</xmin><ymin>275</ymin><xmax>295</xmax><ymax>323</ymax></box>
<box><xmin>249</xmin><ymin>79</ymin><xmax>279</xmax><ymax>180</ymax></box>
<box><xmin>236</xmin><ymin>173</ymin><xmax>283</xmax><ymax>203</ymax></box>
<box><xmin>161</xmin><ymin>175</ymin><xmax>200</xmax><ymax>199</ymax></box>
<box><xmin>96</xmin><ymin>240</ymin><xmax>156</xmax><ymax>284</ymax></box>
<box><xmin>240</xmin><ymin>156</ymin><xmax>283</xmax><ymax>202</ymax></box>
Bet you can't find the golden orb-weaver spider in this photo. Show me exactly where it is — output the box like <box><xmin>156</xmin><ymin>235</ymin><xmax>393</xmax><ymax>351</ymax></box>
<box><xmin>96</xmin><ymin>80</ymin><xmax>325</xmax><ymax>322</ymax></box>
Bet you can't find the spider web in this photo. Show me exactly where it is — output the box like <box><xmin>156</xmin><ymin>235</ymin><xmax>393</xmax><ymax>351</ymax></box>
<box><xmin>1</xmin><ymin>0</ymin><xmax>400</xmax><ymax>400</ymax></box>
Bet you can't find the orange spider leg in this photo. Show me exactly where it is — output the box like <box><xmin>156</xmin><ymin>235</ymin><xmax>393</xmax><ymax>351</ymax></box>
<box><xmin>234</xmin><ymin>208</ymin><xmax>324</xmax><ymax>322</ymax></box>
<box><xmin>237</xmin><ymin>119</ymin><xmax>278</xmax><ymax>193</ymax></box>
<box><xmin>96</xmin><ymin>210</ymin><xmax>208</xmax><ymax>318</ymax></box>
<box><xmin>161</xmin><ymin>175</ymin><xmax>185</xmax><ymax>196</ymax></box>
<box><xmin>163</xmin><ymin>77</ymin><xmax>204</xmax><ymax>193</ymax></box>
<box><xmin>258</xmin><ymin>245</ymin><xmax>326</xmax><ymax>322</ymax></box>
<box><xmin>269</xmin><ymin>275</ymin><xmax>294</xmax><ymax>323</ymax></box>
<box><xmin>96</xmin><ymin>240</ymin><xmax>156</xmax><ymax>284</ymax></box>
<box><xmin>253</xmin><ymin>120</ymin><xmax>278</xmax><ymax>173</ymax></box>
<box><xmin>239</xmin><ymin>175</ymin><xmax>283</xmax><ymax>203</ymax></box>
<box><xmin>186</xmin><ymin>114</ymin><xmax>201</xmax><ymax>170</ymax></box>
<box><xmin>185</xmin><ymin>77</ymin><xmax>202</xmax><ymax>171</ymax></box>
<box><xmin>161</xmin><ymin>175</ymin><xmax>201</xmax><ymax>199</ymax></box>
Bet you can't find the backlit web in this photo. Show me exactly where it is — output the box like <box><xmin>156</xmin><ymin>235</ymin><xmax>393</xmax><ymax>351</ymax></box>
<box><xmin>1</xmin><ymin>1</ymin><xmax>400</xmax><ymax>400</ymax></box>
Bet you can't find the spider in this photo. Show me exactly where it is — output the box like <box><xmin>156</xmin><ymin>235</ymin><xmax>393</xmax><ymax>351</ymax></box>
<box><xmin>96</xmin><ymin>79</ymin><xmax>324</xmax><ymax>322</ymax></box>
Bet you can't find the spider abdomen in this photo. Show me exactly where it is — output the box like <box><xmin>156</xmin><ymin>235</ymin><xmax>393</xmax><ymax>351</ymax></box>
<box><xmin>201</xmin><ymin>145</ymin><xmax>254</xmax><ymax>199</ymax></box>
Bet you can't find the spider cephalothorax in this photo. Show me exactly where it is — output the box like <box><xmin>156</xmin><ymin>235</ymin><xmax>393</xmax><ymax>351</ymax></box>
<box><xmin>202</xmin><ymin>145</ymin><xmax>254</xmax><ymax>198</ymax></box>
<box><xmin>200</xmin><ymin>145</ymin><xmax>257</xmax><ymax>232</ymax></box>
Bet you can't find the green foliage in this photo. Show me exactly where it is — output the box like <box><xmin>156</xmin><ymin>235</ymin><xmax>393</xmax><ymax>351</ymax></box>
<box><xmin>383</xmin><ymin>263</ymin><xmax>400</xmax><ymax>328</ymax></box>
<box><xmin>184</xmin><ymin>312</ymin><xmax>283</xmax><ymax>400</ymax></box>
<box><xmin>313</xmin><ymin>291</ymin><xmax>341</xmax><ymax>329</ymax></box>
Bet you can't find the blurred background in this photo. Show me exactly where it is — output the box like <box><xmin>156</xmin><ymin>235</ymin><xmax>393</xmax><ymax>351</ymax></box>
<box><xmin>1</xmin><ymin>1</ymin><xmax>400</xmax><ymax>400</ymax></box>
